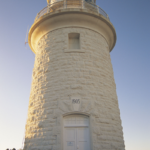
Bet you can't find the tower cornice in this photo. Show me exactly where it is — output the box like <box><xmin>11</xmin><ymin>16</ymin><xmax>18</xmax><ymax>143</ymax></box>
<box><xmin>28</xmin><ymin>8</ymin><xmax>116</xmax><ymax>53</ymax></box>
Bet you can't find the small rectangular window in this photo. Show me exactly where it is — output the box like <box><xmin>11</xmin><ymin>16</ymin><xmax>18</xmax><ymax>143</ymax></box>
<box><xmin>68</xmin><ymin>33</ymin><xmax>80</xmax><ymax>49</ymax></box>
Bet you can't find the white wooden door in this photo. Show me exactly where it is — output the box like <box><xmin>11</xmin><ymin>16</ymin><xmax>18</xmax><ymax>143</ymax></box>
<box><xmin>77</xmin><ymin>127</ymin><xmax>89</xmax><ymax>150</ymax></box>
<box><xmin>64</xmin><ymin>115</ymin><xmax>90</xmax><ymax>150</ymax></box>
<box><xmin>65</xmin><ymin>128</ymin><xmax>76</xmax><ymax>150</ymax></box>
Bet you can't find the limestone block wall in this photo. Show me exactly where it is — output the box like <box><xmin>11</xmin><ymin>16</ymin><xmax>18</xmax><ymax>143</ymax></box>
<box><xmin>24</xmin><ymin>27</ymin><xmax>125</xmax><ymax>150</ymax></box>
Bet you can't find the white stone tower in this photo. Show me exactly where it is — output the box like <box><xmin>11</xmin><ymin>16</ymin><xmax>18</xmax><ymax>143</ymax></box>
<box><xmin>24</xmin><ymin>0</ymin><xmax>125</xmax><ymax>150</ymax></box>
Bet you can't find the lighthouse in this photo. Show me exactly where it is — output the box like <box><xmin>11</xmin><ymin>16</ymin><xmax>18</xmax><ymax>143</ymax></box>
<box><xmin>24</xmin><ymin>0</ymin><xmax>125</xmax><ymax>150</ymax></box>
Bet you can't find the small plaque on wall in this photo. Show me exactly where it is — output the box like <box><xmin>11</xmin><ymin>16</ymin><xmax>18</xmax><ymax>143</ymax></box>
<box><xmin>67</xmin><ymin>141</ymin><xmax>74</xmax><ymax>146</ymax></box>
<box><xmin>71</xmin><ymin>97</ymin><xmax>81</xmax><ymax>111</ymax></box>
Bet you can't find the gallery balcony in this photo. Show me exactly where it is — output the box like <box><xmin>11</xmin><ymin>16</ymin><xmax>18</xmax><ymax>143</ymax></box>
<box><xmin>34</xmin><ymin>0</ymin><xmax>109</xmax><ymax>22</ymax></box>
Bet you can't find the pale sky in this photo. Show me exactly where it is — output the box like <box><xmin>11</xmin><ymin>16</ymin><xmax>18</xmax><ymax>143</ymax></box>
<box><xmin>0</xmin><ymin>0</ymin><xmax>150</xmax><ymax>150</ymax></box>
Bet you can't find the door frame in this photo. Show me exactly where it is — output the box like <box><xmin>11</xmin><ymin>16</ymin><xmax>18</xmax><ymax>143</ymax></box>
<box><xmin>61</xmin><ymin>113</ymin><xmax>93</xmax><ymax>150</ymax></box>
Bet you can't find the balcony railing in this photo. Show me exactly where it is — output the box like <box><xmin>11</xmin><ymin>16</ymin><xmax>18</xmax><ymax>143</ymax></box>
<box><xmin>35</xmin><ymin>0</ymin><xmax>109</xmax><ymax>22</ymax></box>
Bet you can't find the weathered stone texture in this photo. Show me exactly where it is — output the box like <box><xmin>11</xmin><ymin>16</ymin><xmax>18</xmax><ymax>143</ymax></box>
<box><xmin>24</xmin><ymin>27</ymin><xmax>125</xmax><ymax>150</ymax></box>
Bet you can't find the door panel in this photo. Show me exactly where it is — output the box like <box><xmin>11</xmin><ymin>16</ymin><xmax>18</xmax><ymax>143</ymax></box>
<box><xmin>77</xmin><ymin>128</ymin><xmax>89</xmax><ymax>150</ymax></box>
<box><xmin>65</xmin><ymin>128</ymin><xmax>76</xmax><ymax>150</ymax></box>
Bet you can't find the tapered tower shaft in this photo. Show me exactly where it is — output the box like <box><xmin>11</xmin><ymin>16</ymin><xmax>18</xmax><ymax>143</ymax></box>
<box><xmin>24</xmin><ymin>1</ymin><xmax>125</xmax><ymax>150</ymax></box>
